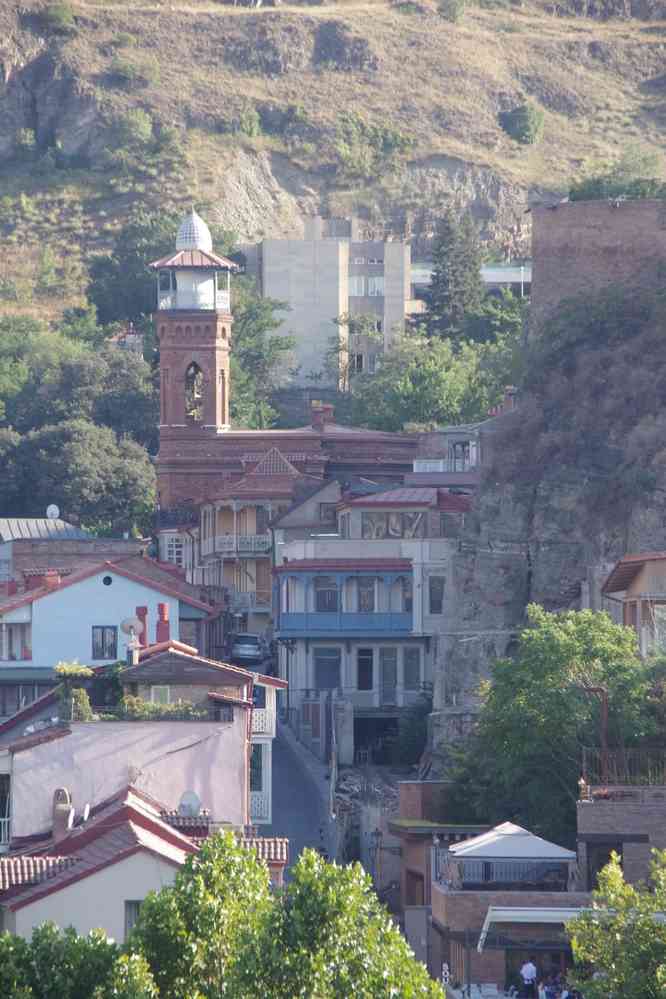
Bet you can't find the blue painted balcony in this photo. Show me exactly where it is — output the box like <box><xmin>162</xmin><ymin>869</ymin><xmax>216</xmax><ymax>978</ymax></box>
<box><xmin>278</xmin><ymin>611</ymin><xmax>412</xmax><ymax>637</ymax></box>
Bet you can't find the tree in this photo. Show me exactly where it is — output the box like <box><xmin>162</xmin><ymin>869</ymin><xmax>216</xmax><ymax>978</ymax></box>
<box><xmin>94</xmin><ymin>955</ymin><xmax>158</xmax><ymax>999</ymax></box>
<box><xmin>425</xmin><ymin>211</ymin><xmax>484</xmax><ymax>337</ymax></box>
<box><xmin>568</xmin><ymin>850</ymin><xmax>666</xmax><ymax>998</ymax></box>
<box><xmin>324</xmin><ymin>313</ymin><xmax>383</xmax><ymax>392</ymax></box>
<box><xmin>348</xmin><ymin>326</ymin><xmax>498</xmax><ymax>431</ymax></box>
<box><xmin>0</xmin><ymin>923</ymin><xmax>119</xmax><ymax>999</ymax></box>
<box><xmin>448</xmin><ymin>605</ymin><xmax>647</xmax><ymax>846</ymax></box>
<box><xmin>16</xmin><ymin>420</ymin><xmax>156</xmax><ymax>534</ymax></box>
<box><xmin>129</xmin><ymin>832</ymin><xmax>442</xmax><ymax>998</ymax></box>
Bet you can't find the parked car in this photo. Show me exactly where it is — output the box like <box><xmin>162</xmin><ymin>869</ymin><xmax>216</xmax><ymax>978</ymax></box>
<box><xmin>230</xmin><ymin>633</ymin><xmax>266</xmax><ymax>665</ymax></box>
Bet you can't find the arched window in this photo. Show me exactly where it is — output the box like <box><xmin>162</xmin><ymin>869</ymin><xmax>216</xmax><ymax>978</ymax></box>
<box><xmin>185</xmin><ymin>362</ymin><xmax>204</xmax><ymax>423</ymax></box>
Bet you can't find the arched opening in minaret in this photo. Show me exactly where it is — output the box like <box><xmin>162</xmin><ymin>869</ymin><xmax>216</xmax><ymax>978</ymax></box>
<box><xmin>185</xmin><ymin>362</ymin><xmax>204</xmax><ymax>423</ymax></box>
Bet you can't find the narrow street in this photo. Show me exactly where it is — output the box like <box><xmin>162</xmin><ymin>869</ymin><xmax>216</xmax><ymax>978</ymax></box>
<box><xmin>265</xmin><ymin>732</ymin><xmax>325</xmax><ymax>873</ymax></box>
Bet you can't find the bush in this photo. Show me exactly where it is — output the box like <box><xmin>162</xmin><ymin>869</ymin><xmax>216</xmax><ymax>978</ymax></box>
<box><xmin>334</xmin><ymin>112</ymin><xmax>412</xmax><ymax>180</ymax></box>
<box><xmin>234</xmin><ymin>104</ymin><xmax>262</xmax><ymax>138</ymax></box>
<box><xmin>110</xmin><ymin>54</ymin><xmax>160</xmax><ymax>89</ymax></box>
<box><xmin>437</xmin><ymin>0</ymin><xmax>466</xmax><ymax>20</ymax></box>
<box><xmin>116</xmin><ymin>109</ymin><xmax>154</xmax><ymax>150</ymax></box>
<box><xmin>39</xmin><ymin>2</ymin><xmax>75</xmax><ymax>34</ymax></box>
<box><xmin>114</xmin><ymin>695</ymin><xmax>210</xmax><ymax>721</ymax></box>
<box><xmin>15</xmin><ymin>128</ymin><xmax>37</xmax><ymax>161</ymax></box>
<box><xmin>499</xmin><ymin>102</ymin><xmax>545</xmax><ymax>145</ymax></box>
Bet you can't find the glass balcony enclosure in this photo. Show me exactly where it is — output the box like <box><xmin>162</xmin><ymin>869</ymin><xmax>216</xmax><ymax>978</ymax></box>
<box><xmin>157</xmin><ymin>269</ymin><xmax>230</xmax><ymax>312</ymax></box>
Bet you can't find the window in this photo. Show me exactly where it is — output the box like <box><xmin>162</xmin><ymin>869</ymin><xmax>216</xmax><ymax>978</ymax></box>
<box><xmin>428</xmin><ymin>576</ymin><xmax>445</xmax><ymax>615</ymax></box>
<box><xmin>179</xmin><ymin>619</ymin><xmax>200</xmax><ymax>649</ymax></box>
<box><xmin>251</xmin><ymin>743</ymin><xmax>263</xmax><ymax>791</ymax></box>
<box><xmin>166</xmin><ymin>535</ymin><xmax>184</xmax><ymax>566</ymax></box>
<box><xmin>402</xmin><ymin>578</ymin><xmax>413</xmax><ymax>613</ymax></box>
<box><xmin>367</xmin><ymin>257</ymin><xmax>383</xmax><ymax>265</ymax></box>
<box><xmin>339</xmin><ymin>513</ymin><xmax>350</xmax><ymax>539</ymax></box>
<box><xmin>314</xmin><ymin>576</ymin><xmax>339</xmax><ymax>613</ymax></box>
<box><xmin>361</xmin><ymin>511</ymin><xmax>424</xmax><ymax>540</ymax></box>
<box><xmin>362</xmin><ymin>512</ymin><xmax>388</xmax><ymax>539</ymax></box>
<box><xmin>357</xmin><ymin>577</ymin><xmax>375</xmax><ymax>613</ymax></box>
<box><xmin>368</xmin><ymin>353</ymin><xmax>378</xmax><ymax>374</ymax></box>
<box><xmin>92</xmin><ymin>626</ymin><xmax>117</xmax><ymax>660</ymax></box>
<box><xmin>313</xmin><ymin>647</ymin><xmax>341</xmax><ymax>690</ymax></box>
<box><xmin>185</xmin><ymin>362</ymin><xmax>204</xmax><ymax>423</ymax></box>
<box><xmin>352</xmin><ymin>256</ymin><xmax>366</xmax><ymax>264</ymax></box>
<box><xmin>212</xmin><ymin>703</ymin><xmax>233</xmax><ymax>722</ymax></box>
<box><xmin>348</xmin><ymin>275</ymin><xmax>365</xmax><ymax>296</ymax></box>
<box><xmin>1</xmin><ymin>623</ymin><xmax>32</xmax><ymax>661</ymax></box>
<box><xmin>404</xmin><ymin>648</ymin><xmax>421</xmax><ymax>690</ymax></box>
<box><xmin>357</xmin><ymin>648</ymin><xmax>373</xmax><ymax>691</ymax></box>
<box><xmin>158</xmin><ymin>271</ymin><xmax>174</xmax><ymax>292</ymax></box>
<box><xmin>319</xmin><ymin>503</ymin><xmax>338</xmax><ymax>526</ymax></box>
<box><xmin>352</xmin><ymin>353</ymin><xmax>364</xmax><ymax>373</ymax></box>
<box><xmin>150</xmin><ymin>685</ymin><xmax>171</xmax><ymax>705</ymax></box>
<box><xmin>124</xmin><ymin>900</ymin><xmax>142</xmax><ymax>941</ymax></box>
<box><xmin>367</xmin><ymin>275</ymin><xmax>384</xmax><ymax>297</ymax></box>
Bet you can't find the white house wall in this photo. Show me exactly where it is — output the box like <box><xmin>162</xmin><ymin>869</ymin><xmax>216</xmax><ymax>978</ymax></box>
<box><xmin>14</xmin><ymin>570</ymin><xmax>187</xmax><ymax>668</ymax></box>
<box><xmin>7</xmin><ymin>849</ymin><xmax>179</xmax><ymax>942</ymax></box>
<box><xmin>11</xmin><ymin>719</ymin><xmax>247</xmax><ymax>838</ymax></box>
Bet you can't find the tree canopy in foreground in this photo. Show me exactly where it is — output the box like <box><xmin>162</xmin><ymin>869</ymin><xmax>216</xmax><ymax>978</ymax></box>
<box><xmin>0</xmin><ymin>833</ymin><xmax>442</xmax><ymax>998</ymax></box>
<box><xmin>568</xmin><ymin>850</ymin><xmax>666</xmax><ymax>998</ymax></box>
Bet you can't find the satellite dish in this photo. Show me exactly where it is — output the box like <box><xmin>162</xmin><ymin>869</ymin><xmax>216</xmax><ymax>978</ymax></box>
<box><xmin>121</xmin><ymin>616</ymin><xmax>144</xmax><ymax>636</ymax></box>
<box><xmin>82</xmin><ymin>803</ymin><xmax>90</xmax><ymax>823</ymax></box>
<box><xmin>178</xmin><ymin>790</ymin><xmax>201</xmax><ymax>818</ymax></box>
<box><xmin>66</xmin><ymin>807</ymin><xmax>75</xmax><ymax>831</ymax></box>
<box><xmin>46</xmin><ymin>504</ymin><xmax>60</xmax><ymax>520</ymax></box>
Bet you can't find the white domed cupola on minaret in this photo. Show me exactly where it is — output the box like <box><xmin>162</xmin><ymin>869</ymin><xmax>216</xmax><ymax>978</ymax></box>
<box><xmin>150</xmin><ymin>209</ymin><xmax>238</xmax><ymax>434</ymax></box>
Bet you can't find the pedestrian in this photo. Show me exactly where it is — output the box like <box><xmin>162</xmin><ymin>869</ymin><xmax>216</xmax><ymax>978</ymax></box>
<box><xmin>519</xmin><ymin>957</ymin><xmax>538</xmax><ymax>998</ymax></box>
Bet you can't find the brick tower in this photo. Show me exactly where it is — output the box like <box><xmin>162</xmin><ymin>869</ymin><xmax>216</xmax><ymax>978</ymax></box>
<box><xmin>150</xmin><ymin>209</ymin><xmax>237</xmax><ymax>439</ymax></box>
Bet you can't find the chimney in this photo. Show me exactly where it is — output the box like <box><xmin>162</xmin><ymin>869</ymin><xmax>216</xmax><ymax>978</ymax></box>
<box><xmin>44</xmin><ymin>570</ymin><xmax>61</xmax><ymax>590</ymax></box>
<box><xmin>156</xmin><ymin>602</ymin><xmax>170</xmax><ymax>643</ymax></box>
<box><xmin>311</xmin><ymin>401</ymin><xmax>335</xmax><ymax>433</ymax></box>
<box><xmin>136</xmin><ymin>606</ymin><xmax>148</xmax><ymax>648</ymax></box>
<box><xmin>52</xmin><ymin>787</ymin><xmax>73</xmax><ymax>844</ymax></box>
<box><xmin>25</xmin><ymin>570</ymin><xmax>60</xmax><ymax>591</ymax></box>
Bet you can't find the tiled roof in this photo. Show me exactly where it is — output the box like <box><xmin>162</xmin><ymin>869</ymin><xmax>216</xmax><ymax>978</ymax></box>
<box><xmin>240</xmin><ymin>836</ymin><xmax>289</xmax><ymax>864</ymax></box>
<box><xmin>0</xmin><ymin>519</ymin><xmax>90</xmax><ymax>542</ymax></box>
<box><xmin>149</xmin><ymin>248</ymin><xmax>238</xmax><ymax>270</ymax></box>
<box><xmin>0</xmin><ymin>856</ymin><xmax>77</xmax><ymax>891</ymax></box>
<box><xmin>0</xmin><ymin>557</ymin><xmax>214</xmax><ymax>617</ymax></box>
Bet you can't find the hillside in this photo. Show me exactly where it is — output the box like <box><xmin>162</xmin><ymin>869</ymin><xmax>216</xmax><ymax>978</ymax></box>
<box><xmin>1</xmin><ymin>0</ymin><xmax>666</xmax><ymax>318</ymax></box>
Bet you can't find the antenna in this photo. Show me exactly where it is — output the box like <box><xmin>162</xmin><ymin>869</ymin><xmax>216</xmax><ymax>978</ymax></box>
<box><xmin>46</xmin><ymin>504</ymin><xmax>60</xmax><ymax>521</ymax></box>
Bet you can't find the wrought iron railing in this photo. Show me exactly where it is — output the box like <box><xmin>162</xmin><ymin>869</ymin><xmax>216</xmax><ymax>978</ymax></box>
<box><xmin>435</xmin><ymin>854</ymin><xmax>572</xmax><ymax>892</ymax></box>
<box><xmin>582</xmin><ymin>747</ymin><xmax>666</xmax><ymax>786</ymax></box>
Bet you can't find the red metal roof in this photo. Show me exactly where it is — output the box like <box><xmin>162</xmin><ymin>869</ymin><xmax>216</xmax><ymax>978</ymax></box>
<box><xmin>340</xmin><ymin>487</ymin><xmax>471</xmax><ymax>512</ymax></box>
<box><xmin>602</xmin><ymin>552</ymin><xmax>666</xmax><ymax>594</ymax></box>
<box><xmin>149</xmin><ymin>248</ymin><xmax>238</xmax><ymax>270</ymax></box>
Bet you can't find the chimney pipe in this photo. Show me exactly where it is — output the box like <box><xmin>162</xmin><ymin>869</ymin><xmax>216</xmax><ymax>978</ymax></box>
<box><xmin>136</xmin><ymin>606</ymin><xmax>148</xmax><ymax>648</ymax></box>
<box><xmin>52</xmin><ymin>787</ymin><xmax>73</xmax><ymax>844</ymax></box>
<box><xmin>156</xmin><ymin>603</ymin><xmax>170</xmax><ymax>643</ymax></box>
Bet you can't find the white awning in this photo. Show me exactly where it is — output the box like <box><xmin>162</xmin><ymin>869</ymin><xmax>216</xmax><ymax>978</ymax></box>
<box><xmin>477</xmin><ymin>906</ymin><xmax>590</xmax><ymax>952</ymax></box>
<box><xmin>477</xmin><ymin>905</ymin><xmax>666</xmax><ymax>952</ymax></box>
<box><xmin>449</xmin><ymin>822</ymin><xmax>576</xmax><ymax>861</ymax></box>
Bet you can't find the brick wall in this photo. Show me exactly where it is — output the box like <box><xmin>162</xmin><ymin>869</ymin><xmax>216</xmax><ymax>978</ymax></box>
<box><xmin>531</xmin><ymin>200</ymin><xmax>666</xmax><ymax>325</ymax></box>
<box><xmin>577</xmin><ymin>793</ymin><xmax>666</xmax><ymax>885</ymax></box>
<box><xmin>398</xmin><ymin>780</ymin><xmax>452</xmax><ymax>821</ymax></box>
<box><xmin>432</xmin><ymin>886</ymin><xmax>591</xmax><ymax>988</ymax></box>
<box><xmin>12</xmin><ymin>539</ymin><xmax>144</xmax><ymax>584</ymax></box>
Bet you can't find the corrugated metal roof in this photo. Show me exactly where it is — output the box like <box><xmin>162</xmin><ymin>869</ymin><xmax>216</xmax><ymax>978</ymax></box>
<box><xmin>0</xmin><ymin>519</ymin><xmax>90</xmax><ymax>542</ymax></box>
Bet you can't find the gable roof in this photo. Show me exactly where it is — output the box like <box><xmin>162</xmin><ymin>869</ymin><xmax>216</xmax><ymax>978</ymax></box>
<box><xmin>131</xmin><ymin>643</ymin><xmax>287</xmax><ymax>689</ymax></box>
<box><xmin>448</xmin><ymin>822</ymin><xmax>576</xmax><ymax>861</ymax></box>
<box><xmin>272</xmin><ymin>480</ymin><xmax>342</xmax><ymax>528</ymax></box>
<box><xmin>602</xmin><ymin>551</ymin><xmax>666</xmax><ymax>595</ymax></box>
<box><xmin>0</xmin><ymin>519</ymin><xmax>90</xmax><ymax>542</ymax></box>
<box><xmin>250</xmin><ymin>447</ymin><xmax>300</xmax><ymax>477</ymax></box>
<box><xmin>0</xmin><ymin>558</ymin><xmax>214</xmax><ymax>617</ymax></box>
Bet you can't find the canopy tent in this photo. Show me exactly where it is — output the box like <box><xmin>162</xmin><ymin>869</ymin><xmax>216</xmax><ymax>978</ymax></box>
<box><xmin>449</xmin><ymin>822</ymin><xmax>576</xmax><ymax>862</ymax></box>
<box><xmin>477</xmin><ymin>906</ymin><xmax>591</xmax><ymax>953</ymax></box>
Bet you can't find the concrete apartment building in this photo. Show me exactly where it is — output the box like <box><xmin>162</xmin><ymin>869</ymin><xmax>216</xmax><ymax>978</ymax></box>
<box><xmin>239</xmin><ymin>216</ymin><xmax>411</xmax><ymax>386</ymax></box>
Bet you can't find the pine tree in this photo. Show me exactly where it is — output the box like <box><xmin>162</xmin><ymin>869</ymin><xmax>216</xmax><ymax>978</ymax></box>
<box><xmin>426</xmin><ymin>210</ymin><xmax>484</xmax><ymax>337</ymax></box>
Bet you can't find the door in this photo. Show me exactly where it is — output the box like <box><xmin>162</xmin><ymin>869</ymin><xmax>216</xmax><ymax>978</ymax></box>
<box><xmin>380</xmin><ymin>648</ymin><xmax>397</xmax><ymax>705</ymax></box>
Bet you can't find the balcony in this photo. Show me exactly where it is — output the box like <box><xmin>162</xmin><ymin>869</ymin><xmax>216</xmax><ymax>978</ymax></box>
<box><xmin>201</xmin><ymin>534</ymin><xmax>271</xmax><ymax>558</ymax></box>
<box><xmin>158</xmin><ymin>288</ymin><xmax>231</xmax><ymax>312</ymax></box>
<box><xmin>582</xmin><ymin>747</ymin><xmax>666</xmax><ymax>787</ymax></box>
<box><xmin>435</xmin><ymin>855</ymin><xmax>573</xmax><ymax>893</ymax></box>
<box><xmin>252</xmin><ymin>706</ymin><xmax>276</xmax><ymax>737</ymax></box>
<box><xmin>279</xmin><ymin>611</ymin><xmax>412</xmax><ymax>637</ymax></box>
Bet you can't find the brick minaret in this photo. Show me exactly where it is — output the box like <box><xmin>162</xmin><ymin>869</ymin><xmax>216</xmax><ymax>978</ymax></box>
<box><xmin>151</xmin><ymin>209</ymin><xmax>237</xmax><ymax>439</ymax></box>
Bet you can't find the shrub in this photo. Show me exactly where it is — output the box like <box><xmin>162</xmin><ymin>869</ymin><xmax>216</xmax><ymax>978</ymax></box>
<box><xmin>499</xmin><ymin>102</ymin><xmax>545</xmax><ymax>145</ymax></box>
<box><xmin>39</xmin><ymin>2</ymin><xmax>75</xmax><ymax>35</ymax></box>
<box><xmin>110</xmin><ymin>54</ymin><xmax>160</xmax><ymax>89</ymax></box>
<box><xmin>116</xmin><ymin>109</ymin><xmax>154</xmax><ymax>149</ymax></box>
<box><xmin>437</xmin><ymin>0</ymin><xmax>466</xmax><ymax>21</ymax></box>
<box><xmin>15</xmin><ymin>128</ymin><xmax>37</xmax><ymax>161</ymax></box>
<box><xmin>111</xmin><ymin>31</ymin><xmax>136</xmax><ymax>48</ymax></box>
<box><xmin>114</xmin><ymin>695</ymin><xmax>210</xmax><ymax>721</ymax></box>
<box><xmin>334</xmin><ymin>112</ymin><xmax>412</xmax><ymax>180</ymax></box>
<box><xmin>235</xmin><ymin>104</ymin><xmax>262</xmax><ymax>138</ymax></box>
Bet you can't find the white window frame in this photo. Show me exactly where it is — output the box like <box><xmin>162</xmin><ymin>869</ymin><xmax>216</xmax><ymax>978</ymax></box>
<box><xmin>151</xmin><ymin>685</ymin><xmax>171</xmax><ymax>705</ymax></box>
<box><xmin>367</xmin><ymin>275</ymin><xmax>384</xmax><ymax>297</ymax></box>
<box><xmin>348</xmin><ymin>275</ymin><xmax>365</xmax><ymax>296</ymax></box>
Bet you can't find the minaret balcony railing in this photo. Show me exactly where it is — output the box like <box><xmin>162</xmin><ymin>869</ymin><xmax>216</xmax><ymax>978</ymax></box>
<box><xmin>158</xmin><ymin>289</ymin><xmax>231</xmax><ymax>312</ymax></box>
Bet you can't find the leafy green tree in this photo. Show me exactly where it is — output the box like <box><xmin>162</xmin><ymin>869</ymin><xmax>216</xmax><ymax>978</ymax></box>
<box><xmin>130</xmin><ymin>833</ymin><xmax>441</xmax><ymax>998</ymax></box>
<box><xmin>0</xmin><ymin>924</ymin><xmax>118</xmax><ymax>999</ymax></box>
<box><xmin>324</xmin><ymin>312</ymin><xmax>383</xmax><ymax>392</ymax></box>
<box><xmin>425</xmin><ymin>211</ymin><xmax>484</xmax><ymax>337</ymax></box>
<box><xmin>348</xmin><ymin>326</ymin><xmax>497</xmax><ymax>431</ymax></box>
<box><xmin>94</xmin><ymin>954</ymin><xmax>158</xmax><ymax>999</ymax></box>
<box><xmin>568</xmin><ymin>850</ymin><xmax>666</xmax><ymax>998</ymax></box>
<box><xmin>16</xmin><ymin>420</ymin><xmax>155</xmax><ymax>534</ymax></box>
<box><xmin>448</xmin><ymin>605</ymin><xmax>647</xmax><ymax>846</ymax></box>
